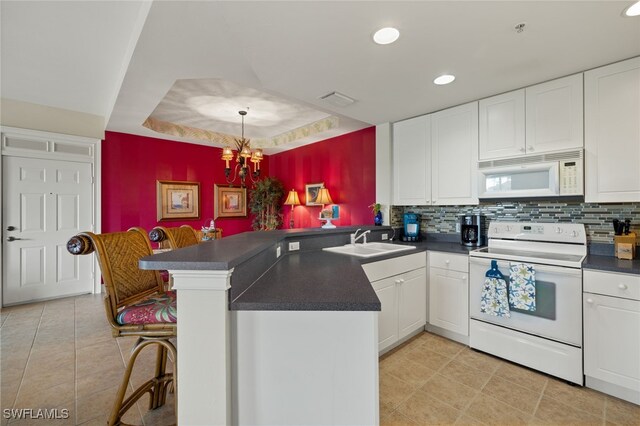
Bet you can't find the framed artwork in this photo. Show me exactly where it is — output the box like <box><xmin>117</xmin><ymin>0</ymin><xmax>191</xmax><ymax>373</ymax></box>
<box><xmin>305</xmin><ymin>182</ymin><xmax>324</xmax><ymax>206</ymax></box>
<box><xmin>157</xmin><ymin>180</ymin><xmax>200</xmax><ymax>221</ymax></box>
<box><xmin>214</xmin><ymin>185</ymin><xmax>247</xmax><ymax>218</ymax></box>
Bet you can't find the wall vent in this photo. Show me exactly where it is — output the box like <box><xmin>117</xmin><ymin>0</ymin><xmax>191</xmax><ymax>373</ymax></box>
<box><xmin>479</xmin><ymin>149</ymin><xmax>583</xmax><ymax>169</ymax></box>
<box><xmin>319</xmin><ymin>91</ymin><xmax>356</xmax><ymax>107</ymax></box>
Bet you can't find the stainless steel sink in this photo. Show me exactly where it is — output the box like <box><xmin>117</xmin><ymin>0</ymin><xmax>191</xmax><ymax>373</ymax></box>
<box><xmin>323</xmin><ymin>242</ymin><xmax>416</xmax><ymax>258</ymax></box>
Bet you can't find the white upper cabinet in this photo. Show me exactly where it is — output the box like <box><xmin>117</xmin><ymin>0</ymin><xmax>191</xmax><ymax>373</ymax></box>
<box><xmin>585</xmin><ymin>57</ymin><xmax>640</xmax><ymax>203</ymax></box>
<box><xmin>479</xmin><ymin>74</ymin><xmax>584</xmax><ymax>161</ymax></box>
<box><xmin>526</xmin><ymin>74</ymin><xmax>584</xmax><ymax>154</ymax></box>
<box><xmin>393</xmin><ymin>115</ymin><xmax>431</xmax><ymax>205</ymax></box>
<box><xmin>479</xmin><ymin>89</ymin><xmax>525</xmax><ymax>160</ymax></box>
<box><xmin>431</xmin><ymin>102</ymin><xmax>479</xmax><ymax>205</ymax></box>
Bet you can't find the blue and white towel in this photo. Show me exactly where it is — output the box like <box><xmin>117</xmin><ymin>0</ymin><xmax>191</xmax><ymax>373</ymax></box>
<box><xmin>480</xmin><ymin>276</ymin><xmax>511</xmax><ymax>318</ymax></box>
<box><xmin>509</xmin><ymin>263</ymin><xmax>536</xmax><ymax>311</ymax></box>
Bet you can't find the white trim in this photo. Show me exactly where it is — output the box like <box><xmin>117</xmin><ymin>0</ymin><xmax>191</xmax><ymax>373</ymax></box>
<box><xmin>169</xmin><ymin>269</ymin><xmax>233</xmax><ymax>291</ymax></box>
<box><xmin>93</xmin><ymin>139</ymin><xmax>102</xmax><ymax>293</ymax></box>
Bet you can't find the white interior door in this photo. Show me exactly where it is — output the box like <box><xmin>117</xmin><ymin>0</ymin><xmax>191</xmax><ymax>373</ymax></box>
<box><xmin>3</xmin><ymin>156</ymin><xmax>93</xmax><ymax>305</ymax></box>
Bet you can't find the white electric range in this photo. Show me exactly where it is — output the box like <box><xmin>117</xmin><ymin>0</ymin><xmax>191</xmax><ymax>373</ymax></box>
<box><xmin>468</xmin><ymin>222</ymin><xmax>587</xmax><ymax>385</ymax></box>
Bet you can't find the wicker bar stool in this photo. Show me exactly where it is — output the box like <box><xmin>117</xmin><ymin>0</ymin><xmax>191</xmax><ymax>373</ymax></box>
<box><xmin>149</xmin><ymin>225</ymin><xmax>199</xmax><ymax>249</ymax></box>
<box><xmin>67</xmin><ymin>227</ymin><xmax>177</xmax><ymax>426</ymax></box>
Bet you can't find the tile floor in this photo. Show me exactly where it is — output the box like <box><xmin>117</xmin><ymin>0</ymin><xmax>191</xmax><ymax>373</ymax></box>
<box><xmin>2</xmin><ymin>294</ymin><xmax>639</xmax><ymax>425</ymax></box>
<box><xmin>379</xmin><ymin>332</ymin><xmax>640</xmax><ymax>425</ymax></box>
<box><xmin>1</xmin><ymin>294</ymin><xmax>174</xmax><ymax>425</ymax></box>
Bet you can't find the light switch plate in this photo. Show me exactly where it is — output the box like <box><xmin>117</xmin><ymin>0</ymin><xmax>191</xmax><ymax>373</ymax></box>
<box><xmin>288</xmin><ymin>242</ymin><xmax>300</xmax><ymax>251</ymax></box>
<box><xmin>382</xmin><ymin>233</ymin><xmax>388</xmax><ymax>240</ymax></box>
<box><xmin>455</xmin><ymin>223</ymin><xmax>461</xmax><ymax>233</ymax></box>
<box><xmin>276</xmin><ymin>246</ymin><xmax>281</xmax><ymax>258</ymax></box>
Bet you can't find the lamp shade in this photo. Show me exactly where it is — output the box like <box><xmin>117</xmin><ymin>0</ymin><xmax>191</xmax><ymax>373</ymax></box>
<box><xmin>315</xmin><ymin>187</ymin><xmax>333</xmax><ymax>205</ymax></box>
<box><xmin>284</xmin><ymin>189</ymin><xmax>301</xmax><ymax>206</ymax></box>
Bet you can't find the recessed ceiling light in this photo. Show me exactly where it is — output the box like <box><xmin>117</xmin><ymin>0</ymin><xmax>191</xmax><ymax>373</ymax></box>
<box><xmin>434</xmin><ymin>75</ymin><xmax>456</xmax><ymax>85</ymax></box>
<box><xmin>373</xmin><ymin>27</ymin><xmax>400</xmax><ymax>45</ymax></box>
<box><xmin>623</xmin><ymin>1</ymin><xmax>640</xmax><ymax>16</ymax></box>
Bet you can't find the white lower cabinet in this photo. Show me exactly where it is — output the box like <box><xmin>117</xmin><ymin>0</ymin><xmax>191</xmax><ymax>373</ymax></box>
<box><xmin>583</xmin><ymin>269</ymin><xmax>640</xmax><ymax>405</ymax></box>
<box><xmin>427</xmin><ymin>251</ymin><xmax>469</xmax><ymax>343</ymax></box>
<box><xmin>363</xmin><ymin>253</ymin><xmax>427</xmax><ymax>353</ymax></box>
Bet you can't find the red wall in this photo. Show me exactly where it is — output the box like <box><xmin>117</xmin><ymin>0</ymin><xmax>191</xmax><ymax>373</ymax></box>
<box><xmin>101</xmin><ymin>131</ymin><xmax>267</xmax><ymax>236</ymax></box>
<box><xmin>269</xmin><ymin>127</ymin><xmax>376</xmax><ymax>228</ymax></box>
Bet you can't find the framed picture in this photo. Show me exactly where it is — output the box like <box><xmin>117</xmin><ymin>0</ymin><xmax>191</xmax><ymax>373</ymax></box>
<box><xmin>157</xmin><ymin>180</ymin><xmax>200</xmax><ymax>221</ymax></box>
<box><xmin>214</xmin><ymin>185</ymin><xmax>247</xmax><ymax>218</ymax></box>
<box><xmin>305</xmin><ymin>182</ymin><xmax>324</xmax><ymax>206</ymax></box>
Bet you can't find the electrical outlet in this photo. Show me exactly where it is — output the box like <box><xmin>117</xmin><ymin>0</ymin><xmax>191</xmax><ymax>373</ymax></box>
<box><xmin>455</xmin><ymin>223</ymin><xmax>461</xmax><ymax>233</ymax></box>
<box><xmin>288</xmin><ymin>242</ymin><xmax>300</xmax><ymax>251</ymax></box>
<box><xmin>382</xmin><ymin>233</ymin><xmax>388</xmax><ymax>240</ymax></box>
<box><xmin>276</xmin><ymin>246</ymin><xmax>281</xmax><ymax>258</ymax></box>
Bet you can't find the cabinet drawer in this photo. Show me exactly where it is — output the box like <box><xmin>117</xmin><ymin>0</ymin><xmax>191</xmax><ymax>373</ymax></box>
<box><xmin>428</xmin><ymin>251</ymin><xmax>468</xmax><ymax>272</ymax></box>
<box><xmin>584</xmin><ymin>270</ymin><xmax>640</xmax><ymax>301</ymax></box>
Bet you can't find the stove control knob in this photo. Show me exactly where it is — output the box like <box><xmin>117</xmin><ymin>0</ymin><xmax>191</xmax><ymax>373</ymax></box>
<box><xmin>618</xmin><ymin>284</ymin><xmax>628</xmax><ymax>290</ymax></box>
<box><xmin>506</xmin><ymin>225</ymin><xmax>512</xmax><ymax>232</ymax></box>
<box><xmin>493</xmin><ymin>226</ymin><xmax>499</xmax><ymax>233</ymax></box>
<box><xmin>571</xmin><ymin>230</ymin><xmax>578</xmax><ymax>238</ymax></box>
<box><xmin>556</xmin><ymin>227</ymin><xmax>562</xmax><ymax>234</ymax></box>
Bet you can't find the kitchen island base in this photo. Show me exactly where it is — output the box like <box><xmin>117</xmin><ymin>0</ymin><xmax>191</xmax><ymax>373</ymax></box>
<box><xmin>233</xmin><ymin>310</ymin><xmax>379</xmax><ymax>425</ymax></box>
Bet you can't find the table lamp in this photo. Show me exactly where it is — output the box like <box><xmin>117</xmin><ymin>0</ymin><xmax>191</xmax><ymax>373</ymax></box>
<box><xmin>284</xmin><ymin>189</ymin><xmax>301</xmax><ymax>228</ymax></box>
<box><xmin>315</xmin><ymin>187</ymin><xmax>336</xmax><ymax>229</ymax></box>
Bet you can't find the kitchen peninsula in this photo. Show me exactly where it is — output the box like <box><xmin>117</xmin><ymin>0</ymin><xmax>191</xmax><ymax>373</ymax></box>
<box><xmin>140</xmin><ymin>226</ymin><xmax>394</xmax><ymax>425</ymax></box>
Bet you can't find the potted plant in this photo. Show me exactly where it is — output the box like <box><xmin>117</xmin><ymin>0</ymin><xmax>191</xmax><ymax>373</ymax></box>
<box><xmin>249</xmin><ymin>177</ymin><xmax>285</xmax><ymax>230</ymax></box>
<box><xmin>369</xmin><ymin>203</ymin><xmax>383</xmax><ymax>226</ymax></box>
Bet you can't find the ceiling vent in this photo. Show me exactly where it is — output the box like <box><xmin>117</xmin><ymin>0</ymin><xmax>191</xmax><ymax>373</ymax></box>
<box><xmin>319</xmin><ymin>91</ymin><xmax>356</xmax><ymax>107</ymax></box>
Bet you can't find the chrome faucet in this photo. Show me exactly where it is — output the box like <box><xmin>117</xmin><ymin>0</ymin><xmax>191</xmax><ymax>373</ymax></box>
<box><xmin>351</xmin><ymin>229</ymin><xmax>371</xmax><ymax>244</ymax></box>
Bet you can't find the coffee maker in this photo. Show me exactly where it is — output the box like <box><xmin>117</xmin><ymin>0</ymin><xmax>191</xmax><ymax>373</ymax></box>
<box><xmin>460</xmin><ymin>214</ymin><xmax>486</xmax><ymax>247</ymax></box>
<box><xmin>402</xmin><ymin>212</ymin><xmax>420</xmax><ymax>242</ymax></box>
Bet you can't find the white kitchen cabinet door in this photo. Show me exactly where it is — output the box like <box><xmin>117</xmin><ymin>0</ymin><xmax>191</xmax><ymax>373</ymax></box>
<box><xmin>585</xmin><ymin>57</ymin><xmax>640</xmax><ymax>203</ymax></box>
<box><xmin>479</xmin><ymin>89</ymin><xmax>525</xmax><ymax>161</ymax></box>
<box><xmin>584</xmin><ymin>293</ymin><xmax>640</xmax><ymax>396</ymax></box>
<box><xmin>393</xmin><ymin>115</ymin><xmax>431</xmax><ymax>205</ymax></box>
<box><xmin>372</xmin><ymin>275</ymin><xmax>399</xmax><ymax>353</ymax></box>
<box><xmin>398</xmin><ymin>267</ymin><xmax>427</xmax><ymax>340</ymax></box>
<box><xmin>431</xmin><ymin>102</ymin><xmax>479</xmax><ymax>205</ymax></box>
<box><xmin>428</xmin><ymin>266</ymin><xmax>469</xmax><ymax>336</ymax></box>
<box><xmin>526</xmin><ymin>73</ymin><xmax>584</xmax><ymax>154</ymax></box>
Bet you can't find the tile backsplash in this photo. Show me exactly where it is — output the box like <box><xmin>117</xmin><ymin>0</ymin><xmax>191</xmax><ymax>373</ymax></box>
<box><xmin>391</xmin><ymin>201</ymin><xmax>639</xmax><ymax>245</ymax></box>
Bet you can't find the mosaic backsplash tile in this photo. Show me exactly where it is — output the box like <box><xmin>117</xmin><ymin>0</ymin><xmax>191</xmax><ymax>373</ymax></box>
<box><xmin>391</xmin><ymin>201</ymin><xmax>640</xmax><ymax>245</ymax></box>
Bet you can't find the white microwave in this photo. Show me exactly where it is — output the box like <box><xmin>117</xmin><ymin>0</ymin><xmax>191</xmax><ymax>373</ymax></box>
<box><xmin>478</xmin><ymin>155</ymin><xmax>583</xmax><ymax>199</ymax></box>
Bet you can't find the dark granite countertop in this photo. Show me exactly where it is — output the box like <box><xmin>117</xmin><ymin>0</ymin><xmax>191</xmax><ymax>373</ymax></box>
<box><xmin>583</xmin><ymin>255</ymin><xmax>640</xmax><ymax>275</ymax></box>
<box><xmin>139</xmin><ymin>227</ymin><xmax>484</xmax><ymax>312</ymax></box>
<box><xmin>230</xmin><ymin>251</ymin><xmax>380</xmax><ymax>311</ymax></box>
<box><xmin>139</xmin><ymin>226</ymin><xmax>382</xmax><ymax>271</ymax></box>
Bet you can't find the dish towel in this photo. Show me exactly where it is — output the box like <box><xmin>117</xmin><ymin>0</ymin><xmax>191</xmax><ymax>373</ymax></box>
<box><xmin>480</xmin><ymin>260</ymin><xmax>511</xmax><ymax>318</ymax></box>
<box><xmin>509</xmin><ymin>263</ymin><xmax>536</xmax><ymax>311</ymax></box>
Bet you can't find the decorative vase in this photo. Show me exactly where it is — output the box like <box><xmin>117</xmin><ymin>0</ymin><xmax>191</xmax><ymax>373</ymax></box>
<box><xmin>374</xmin><ymin>211</ymin><xmax>383</xmax><ymax>226</ymax></box>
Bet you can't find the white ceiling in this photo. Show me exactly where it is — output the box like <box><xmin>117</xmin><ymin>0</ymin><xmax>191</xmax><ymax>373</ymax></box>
<box><xmin>2</xmin><ymin>1</ymin><xmax>640</xmax><ymax>154</ymax></box>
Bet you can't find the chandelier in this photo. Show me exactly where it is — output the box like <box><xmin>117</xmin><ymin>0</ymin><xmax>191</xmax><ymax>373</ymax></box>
<box><xmin>221</xmin><ymin>110</ymin><xmax>263</xmax><ymax>187</ymax></box>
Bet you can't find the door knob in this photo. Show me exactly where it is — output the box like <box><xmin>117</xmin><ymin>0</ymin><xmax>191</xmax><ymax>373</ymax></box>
<box><xmin>6</xmin><ymin>236</ymin><xmax>22</xmax><ymax>242</ymax></box>
<box><xmin>6</xmin><ymin>226</ymin><xmax>16</xmax><ymax>231</ymax></box>
<box><xmin>586</xmin><ymin>298</ymin><xmax>594</xmax><ymax>304</ymax></box>
<box><xmin>618</xmin><ymin>284</ymin><xmax>628</xmax><ymax>290</ymax></box>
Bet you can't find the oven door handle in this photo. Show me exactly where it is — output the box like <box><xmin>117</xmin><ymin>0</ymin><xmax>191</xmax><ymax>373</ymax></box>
<box><xmin>469</xmin><ymin>256</ymin><xmax>582</xmax><ymax>276</ymax></box>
